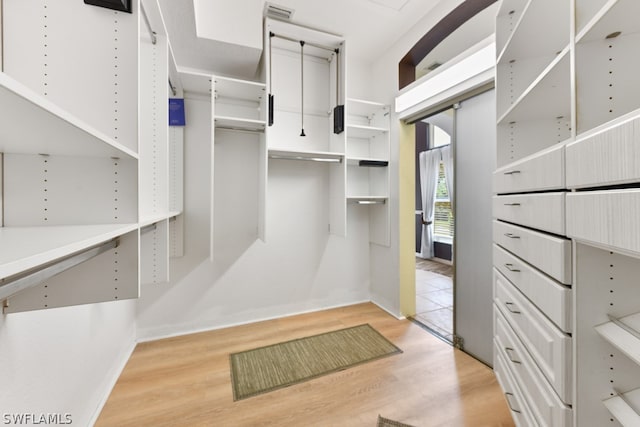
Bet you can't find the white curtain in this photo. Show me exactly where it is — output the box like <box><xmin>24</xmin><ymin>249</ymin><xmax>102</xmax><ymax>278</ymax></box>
<box><xmin>419</xmin><ymin>149</ymin><xmax>441</xmax><ymax>259</ymax></box>
<box><xmin>441</xmin><ymin>145</ymin><xmax>454</xmax><ymax>211</ymax></box>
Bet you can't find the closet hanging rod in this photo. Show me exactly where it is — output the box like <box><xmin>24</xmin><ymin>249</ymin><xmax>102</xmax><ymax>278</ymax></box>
<box><xmin>269</xmin><ymin>154</ymin><xmax>342</xmax><ymax>163</ymax></box>
<box><xmin>140</xmin><ymin>3</ymin><xmax>157</xmax><ymax>45</ymax></box>
<box><xmin>353</xmin><ymin>199</ymin><xmax>386</xmax><ymax>205</ymax></box>
<box><xmin>216</xmin><ymin>126</ymin><xmax>265</xmax><ymax>134</ymax></box>
<box><xmin>140</xmin><ymin>223</ymin><xmax>158</xmax><ymax>235</ymax></box>
<box><xmin>168</xmin><ymin>78</ymin><xmax>177</xmax><ymax>96</ymax></box>
<box><xmin>270</xmin><ymin>32</ymin><xmax>339</xmax><ymax>54</ymax></box>
<box><xmin>0</xmin><ymin>239</ymin><xmax>119</xmax><ymax>302</ymax></box>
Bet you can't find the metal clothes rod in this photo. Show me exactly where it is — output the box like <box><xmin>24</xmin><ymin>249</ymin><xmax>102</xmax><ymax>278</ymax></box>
<box><xmin>269</xmin><ymin>154</ymin><xmax>342</xmax><ymax>163</ymax></box>
<box><xmin>140</xmin><ymin>3</ymin><xmax>157</xmax><ymax>45</ymax></box>
<box><xmin>168</xmin><ymin>78</ymin><xmax>177</xmax><ymax>96</ymax></box>
<box><xmin>216</xmin><ymin>126</ymin><xmax>265</xmax><ymax>134</ymax></box>
<box><xmin>140</xmin><ymin>223</ymin><xmax>157</xmax><ymax>235</ymax></box>
<box><xmin>270</xmin><ymin>32</ymin><xmax>338</xmax><ymax>54</ymax></box>
<box><xmin>0</xmin><ymin>239</ymin><xmax>119</xmax><ymax>302</ymax></box>
<box><xmin>354</xmin><ymin>200</ymin><xmax>386</xmax><ymax>205</ymax></box>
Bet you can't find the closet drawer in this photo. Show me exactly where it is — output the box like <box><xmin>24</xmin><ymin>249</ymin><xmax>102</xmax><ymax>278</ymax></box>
<box><xmin>494</xmin><ymin>272</ymin><xmax>572</xmax><ymax>404</ymax></box>
<box><xmin>567</xmin><ymin>190</ymin><xmax>640</xmax><ymax>257</ymax></box>
<box><xmin>567</xmin><ymin>111</ymin><xmax>640</xmax><ymax>189</ymax></box>
<box><xmin>494</xmin><ymin>309</ymin><xmax>573</xmax><ymax>427</ymax></box>
<box><xmin>494</xmin><ymin>344</ymin><xmax>537</xmax><ymax>427</ymax></box>
<box><xmin>494</xmin><ymin>144</ymin><xmax>564</xmax><ymax>194</ymax></box>
<box><xmin>493</xmin><ymin>220</ymin><xmax>572</xmax><ymax>284</ymax></box>
<box><xmin>493</xmin><ymin>246</ymin><xmax>572</xmax><ymax>332</ymax></box>
<box><xmin>493</xmin><ymin>193</ymin><xmax>565</xmax><ymax>235</ymax></box>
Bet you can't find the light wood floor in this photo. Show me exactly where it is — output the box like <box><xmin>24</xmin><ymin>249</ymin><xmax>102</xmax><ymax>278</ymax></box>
<box><xmin>97</xmin><ymin>303</ymin><xmax>514</xmax><ymax>427</ymax></box>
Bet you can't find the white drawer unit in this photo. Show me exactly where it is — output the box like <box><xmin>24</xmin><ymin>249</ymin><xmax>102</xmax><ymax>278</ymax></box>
<box><xmin>567</xmin><ymin>189</ymin><xmax>640</xmax><ymax>257</ymax></box>
<box><xmin>494</xmin><ymin>143</ymin><xmax>565</xmax><ymax>194</ymax></box>
<box><xmin>493</xmin><ymin>192</ymin><xmax>566</xmax><ymax>235</ymax></box>
<box><xmin>494</xmin><ymin>271</ymin><xmax>572</xmax><ymax>404</ymax></box>
<box><xmin>493</xmin><ymin>220</ymin><xmax>571</xmax><ymax>284</ymax></box>
<box><xmin>494</xmin><ymin>309</ymin><xmax>573</xmax><ymax>427</ymax></box>
<box><xmin>494</xmin><ymin>343</ymin><xmax>537</xmax><ymax>427</ymax></box>
<box><xmin>567</xmin><ymin>109</ymin><xmax>640</xmax><ymax>189</ymax></box>
<box><xmin>493</xmin><ymin>246</ymin><xmax>572</xmax><ymax>332</ymax></box>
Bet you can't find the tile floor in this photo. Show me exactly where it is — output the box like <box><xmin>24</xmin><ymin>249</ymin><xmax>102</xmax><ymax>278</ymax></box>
<box><xmin>414</xmin><ymin>267</ymin><xmax>453</xmax><ymax>342</ymax></box>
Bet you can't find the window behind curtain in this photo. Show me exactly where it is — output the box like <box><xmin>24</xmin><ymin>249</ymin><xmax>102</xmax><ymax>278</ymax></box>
<box><xmin>434</xmin><ymin>161</ymin><xmax>454</xmax><ymax>238</ymax></box>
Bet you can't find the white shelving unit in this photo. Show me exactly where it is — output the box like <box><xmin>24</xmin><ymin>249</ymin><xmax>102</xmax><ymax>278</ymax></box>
<box><xmin>345</xmin><ymin>98</ymin><xmax>390</xmax><ymax>246</ymax></box>
<box><xmin>495</xmin><ymin>1</ymin><xmax>640</xmax><ymax>426</ymax></box>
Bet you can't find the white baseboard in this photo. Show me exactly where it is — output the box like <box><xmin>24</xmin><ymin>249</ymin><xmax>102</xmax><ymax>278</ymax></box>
<box><xmin>371</xmin><ymin>300</ymin><xmax>404</xmax><ymax>320</ymax></box>
<box><xmin>136</xmin><ymin>299</ymin><xmax>372</xmax><ymax>343</ymax></box>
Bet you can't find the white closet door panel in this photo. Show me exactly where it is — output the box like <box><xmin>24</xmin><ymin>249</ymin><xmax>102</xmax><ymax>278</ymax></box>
<box><xmin>4</xmin><ymin>230</ymin><xmax>139</xmax><ymax>313</ymax></box>
<box><xmin>3</xmin><ymin>0</ymin><xmax>139</xmax><ymax>152</ymax></box>
<box><xmin>495</xmin><ymin>271</ymin><xmax>572</xmax><ymax>404</ymax></box>
<box><xmin>567</xmin><ymin>110</ymin><xmax>640</xmax><ymax>188</ymax></box>
<box><xmin>494</xmin><ymin>309</ymin><xmax>573</xmax><ymax>426</ymax></box>
<box><xmin>3</xmin><ymin>154</ymin><xmax>137</xmax><ymax>225</ymax></box>
<box><xmin>493</xmin><ymin>220</ymin><xmax>572</xmax><ymax>284</ymax></box>
<box><xmin>494</xmin><ymin>143</ymin><xmax>565</xmax><ymax>194</ymax></box>
<box><xmin>493</xmin><ymin>192</ymin><xmax>566</xmax><ymax>235</ymax></box>
<box><xmin>493</xmin><ymin>343</ymin><xmax>538</xmax><ymax>427</ymax></box>
<box><xmin>493</xmin><ymin>248</ymin><xmax>572</xmax><ymax>333</ymax></box>
<box><xmin>567</xmin><ymin>190</ymin><xmax>640</xmax><ymax>256</ymax></box>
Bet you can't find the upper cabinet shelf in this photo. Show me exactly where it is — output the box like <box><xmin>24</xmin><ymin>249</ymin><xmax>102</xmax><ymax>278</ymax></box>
<box><xmin>495</xmin><ymin>0</ymin><xmax>529</xmax><ymax>56</ymax></box>
<box><xmin>577</xmin><ymin>0</ymin><xmax>640</xmax><ymax>43</ymax></box>
<box><xmin>213</xmin><ymin>76</ymin><xmax>266</xmax><ymax>132</ymax></box>
<box><xmin>346</xmin><ymin>124</ymin><xmax>388</xmax><ymax>139</ymax></box>
<box><xmin>178</xmin><ymin>68</ymin><xmax>212</xmax><ymax>96</ymax></box>
<box><xmin>346</xmin><ymin>98</ymin><xmax>389</xmax><ymax>132</ymax></box>
<box><xmin>214</xmin><ymin>76</ymin><xmax>266</xmax><ymax>103</ymax></box>
<box><xmin>497</xmin><ymin>0</ymin><xmax>570</xmax><ymax>65</ymax></box>
<box><xmin>0</xmin><ymin>73</ymin><xmax>137</xmax><ymax>159</ymax></box>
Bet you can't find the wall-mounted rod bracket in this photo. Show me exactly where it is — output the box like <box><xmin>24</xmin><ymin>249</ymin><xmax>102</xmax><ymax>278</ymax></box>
<box><xmin>140</xmin><ymin>223</ymin><xmax>158</xmax><ymax>235</ymax></box>
<box><xmin>140</xmin><ymin>3</ymin><xmax>157</xmax><ymax>45</ymax></box>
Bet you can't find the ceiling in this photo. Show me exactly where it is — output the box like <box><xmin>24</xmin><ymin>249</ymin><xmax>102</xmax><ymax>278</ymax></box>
<box><xmin>156</xmin><ymin>0</ymin><xmax>496</xmax><ymax>81</ymax></box>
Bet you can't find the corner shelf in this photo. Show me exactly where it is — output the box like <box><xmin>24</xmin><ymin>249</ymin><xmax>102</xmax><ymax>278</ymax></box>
<box><xmin>0</xmin><ymin>72</ymin><xmax>137</xmax><ymax>159</ymax></box>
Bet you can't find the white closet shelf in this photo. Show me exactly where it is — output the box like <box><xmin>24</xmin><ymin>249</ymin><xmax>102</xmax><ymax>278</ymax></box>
<box><xmin>213</xmin><ymin>76</ymin><xmax>265</xmax><ymax>102</ymax></box>
<box><xmin>268</xmin><ymin>149</ymin><xmax>344</xmax><ymax>163</ymax></box>
<box><xmin>347</xmin><ymin>98</ymin><xmax>388</xmax><ymax>116</ymax></box>
<box><xmin>0</xmin><ymin>72</ymin><xmax>137</xmax><ymax>159</ymax></box>
<box><xmin>214</xmin><ymin>116</ymin><xmax>266</xmax><ymax>132</ymax></box>
<box><xmin>603</xmin><ymin>388</ymin><xmax>640</xmax><ymax>427</ymax></box>
<box><xmin>497</xmin><ymin>0</ymin><xmax>569</xmax><ymax>64</ymax></box>
<box><xmin>497</xmin><ymin>48</ymin><xmax>571</xmax><ymax>124</ymax></box>
<box><xmin>595</xmin><ymin>313</ymin><xmax>640</xmax><ymax>366</ymax></box>
<box><xmin>346</xmin><ymin>124</ymin><xmax>388</xmax><ymax>139</ymax></box>
<box><xmin>178</xmin><ymin>68</ymin><xmax>212</xmax><ymax>96</ymax></box>
<box><xmin>577</xmin><ymin>0</ymin><xmax>640</xmax><ymax>44</ymax></box>
<box><xmin>0</xmin><ymin>224</ymin><xmax>138</xmax><ymax>281</ymax></box>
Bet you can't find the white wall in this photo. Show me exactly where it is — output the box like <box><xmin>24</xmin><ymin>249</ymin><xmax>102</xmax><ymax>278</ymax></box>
<box><xmin>369</xmin><ymin>1</ymin><xmax>466</xmax><ymax>316</ymax></box>
<box><xmin>136</xmin><ymin>96</ymin><xmax>372</xmax><ymax>340</ymax></box>
<box><xmin>0</xmin><ymin>302</ymin><xmax>136</xmax><ymax>425</ymax></box>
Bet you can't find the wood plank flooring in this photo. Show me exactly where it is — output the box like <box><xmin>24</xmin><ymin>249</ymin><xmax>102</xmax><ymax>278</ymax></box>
<box><xmin>97</xmin><ymin>303</ymin><xmax>514</xmax><ymax>427</ymax></box>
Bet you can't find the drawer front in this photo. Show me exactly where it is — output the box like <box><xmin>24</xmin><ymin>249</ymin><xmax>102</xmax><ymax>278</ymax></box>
<box><xmin>494</xmin><ymin>144</ymin><xmax>564</xmax><ymax>194</ymax></box>
<box><xmin>494</xmin><ymin>344</ymin><xmax>537</xmax><ymax>427</ymax></box>
<box><xmin>567</xmin><ymin>113</ymin><xmax>640</xmax><ymax>189</ymax></box>
<box><xmin>493</xmin><ymin>220</ymin><xmax>572</xmax><ymax>284</ymax></box>
<box><xmin>567</xmin><ymin>190</ymin><xmax>640</xmax><ymax>257</ymax></box>
<box><xmin>493</xmin><ymin>193</ymin><xmax>565</xmax><ymax>235</ymax></box>
<box><xmin>494</xmin><ymin>272</ymin><xmax>572</xmax><ymax>404</ymax></box>
<box><xmin>495</xmin><ymin>309</ymin><xmax>573</xmax><ymax>427</ymax></box>
<box><xmin>493</xmin><ymin>246</ymin><xmax>572</xmax><ymax>332</ymax></box>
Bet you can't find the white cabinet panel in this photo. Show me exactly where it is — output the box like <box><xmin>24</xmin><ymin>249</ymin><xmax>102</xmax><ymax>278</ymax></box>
<box><xmin>494</xmin><ymin>309</ymin><xmax>573</xmax><ymax>426</ymax></box>
<box><xmin>493</xmin><ymin>248</ymin><xmax>572</xmax><ymax>333</ymax></box>
<box><xmin>567</xmin><ymin>190</ymin><xmax>640</xmax><ymax>257</ymax></box>
<box><xmin>567</xmin><ymin>109</ymin><xmax>640</xmax><ymax>188</ymax></box>
<box><xmin>495</xmin><ymin>271</ymin><xmax>572</xmax><ymax>404</ymax></box>
<box><xmin>493</xmin><ymin>192</ymin><xmax>566</xmax><ymax>235</ymax></box>
<box><xmin>494</xmin><ymin>143</ymin><xmax>565</xmax><ymax>194</ymax></box>
<box><xmin>493</xmin><ymin>220</ymin><xmax>571</xmax><ymax>284</ymax></box>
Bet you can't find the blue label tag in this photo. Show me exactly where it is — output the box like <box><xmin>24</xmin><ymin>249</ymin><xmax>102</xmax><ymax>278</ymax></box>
<box><xmin>169</xmin><ymin>98</ymin><xmax>185</xmax><ymax>126</ymax></box>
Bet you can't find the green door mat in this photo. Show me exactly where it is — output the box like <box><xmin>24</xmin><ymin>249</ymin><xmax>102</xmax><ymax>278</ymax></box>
<box><xmin>229</xmin><ymin>324</ymin><xmax>402</xmax><ymax>400</ymax></box>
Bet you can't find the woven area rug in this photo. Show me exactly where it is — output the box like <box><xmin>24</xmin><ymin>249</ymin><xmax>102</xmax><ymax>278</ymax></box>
<box><xmin>377</xmin><ymin>415</ymin><xmax>416</xmax><ymax>427</ymax></box>
<box><xmin>229</xmin><ymin>324</ymin><xmax>402</xmax><ymax>400</ymax></box>
<box><xmin>416</xmin><ymin>257</ymin><xmax>453</xmax><ymax>277</ymax></box>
